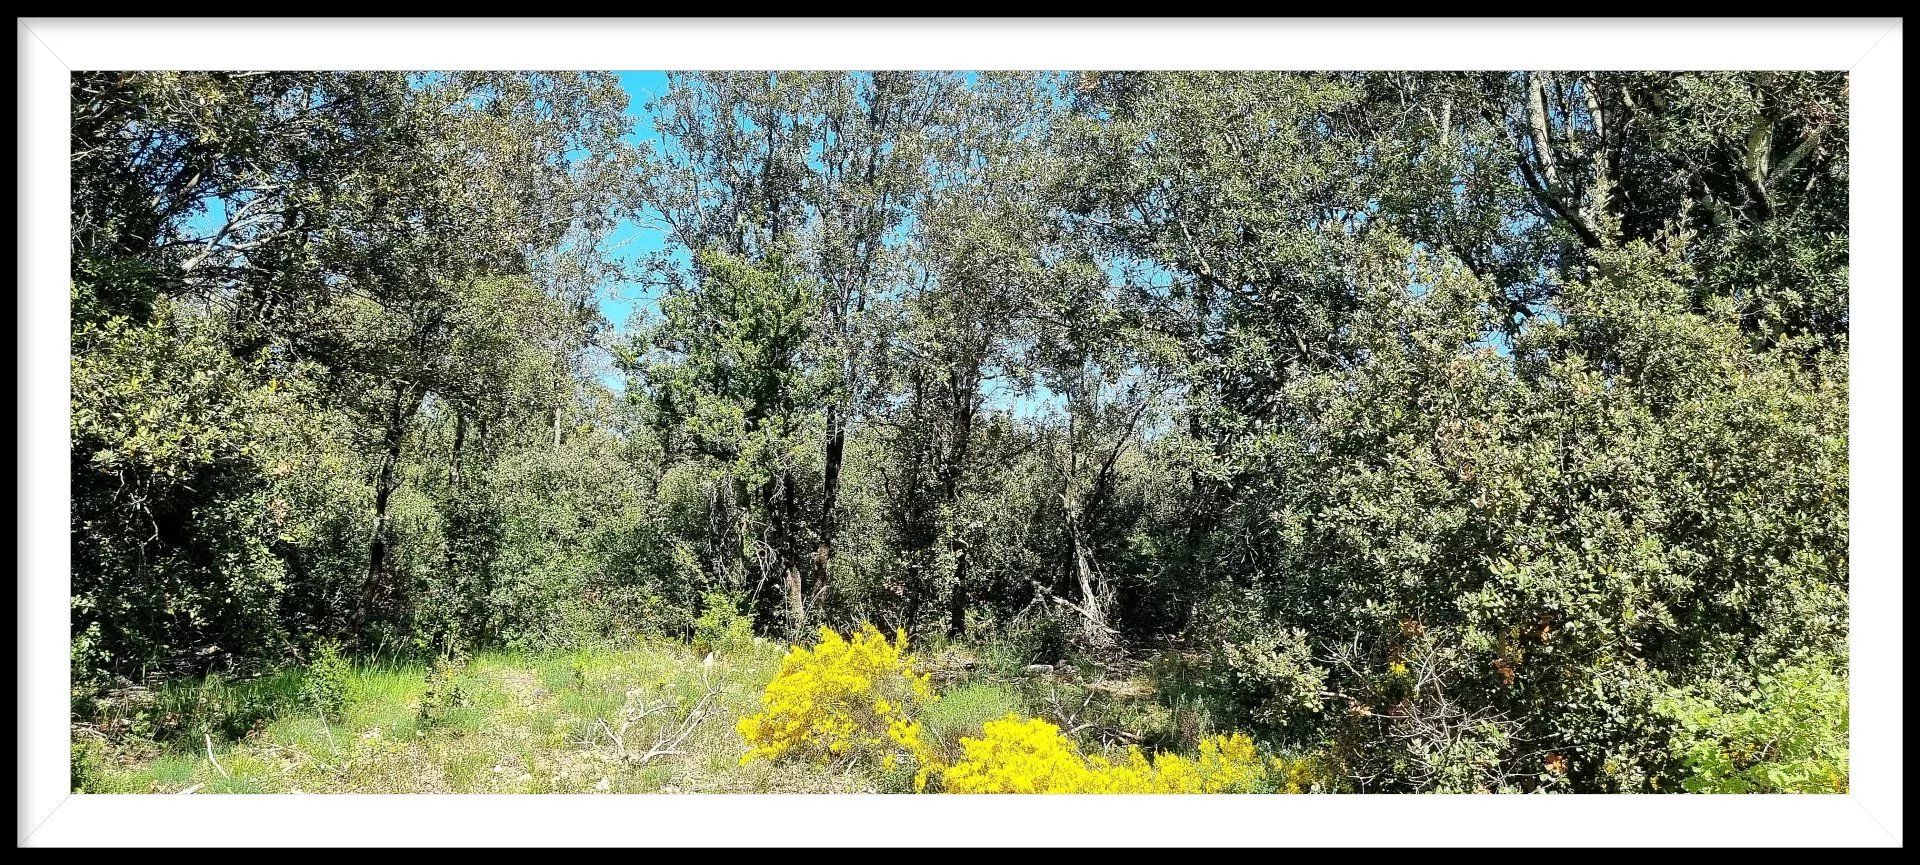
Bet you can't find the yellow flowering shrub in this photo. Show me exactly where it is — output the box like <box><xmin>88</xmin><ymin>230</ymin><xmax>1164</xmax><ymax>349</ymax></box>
<box><xmin>939</xmin><ymin>715</ymin><xmax>1095</xmax><ymax>793</ymax></box>
<box><xmin>737</xmin><ymin>624</ymin><xmax>940</xmax><ymax>778</ymax></box>
<box><xmin>1269</xmin><ymin>752</ymin><xmax>1338</xmax><ymax>793</ymax></box>
<box><xmin>939</xmin><ymin>714</ymin><xmax>1277</xmax><ymax>794</ymax></box>
<box><xmin>739</xmin><ymin>626</ymin><xmax>1306</xmax><ymax>795</ymax></box>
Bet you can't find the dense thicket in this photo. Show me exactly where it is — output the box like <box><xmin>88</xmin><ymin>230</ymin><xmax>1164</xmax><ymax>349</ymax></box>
<box><xmin>71</xmin><ymin>70</ymin><xmax>1848</xmax><ymax>791</ymax></box>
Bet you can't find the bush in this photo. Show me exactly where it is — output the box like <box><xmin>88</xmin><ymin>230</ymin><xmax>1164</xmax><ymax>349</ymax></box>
<box><xmin>692</xmin><ymin>591</ymin><xmax>755</xmax><ymax>657</ymax></box>
<box><xmin>938</xmin><ymin>714</ymin><xmax>1278</xmax><ymax>794</ymax></box>
<box><xmin>937</xmin><ymin>715</ymin><xmax>1091</xmax><ymax>793</ymax></box>
<box><xmin>69</xmin><ymin>309</ymin><xmax>300</xmax><ymax>677</ymax></box>
<box><xmin>416</xmin><ymin>657</ymin><xmax>470</xmax><ymax>729</ymax></box>
<box><xmin>1269</xmin><ymin>751</ymin><xmax>1340</xmax><ymax>794</ymax></box>
<box><xmin>306</xmin><ymin>640</ymin><xmax>352</xmax><ymax>715</ymax></box>
<box><xmin>1216</xmin><ymin>625</ymin><xmax>1326</xmax><ymax>728</ymax></box>
<box><xmin>71</xmin><ymin>733</ymin><xmax>110</xmax><ymax>793</ymax></box>
<box><xmin>986</xmin><ymin>611</ymin><xmax>1071</xmax><ymax>673</ymax></box>
<box><xmin>921</xmin><ymin>684</ymin><xmax>1023</xmax><ymax>760</ymax></box>
<box><xmin>1656</xmin><ymin>660</ymin><xmax>1848</xmax><ymax>793</ymax></box>
<box><xmin>736</xmin><ymin>625</ymin><xmax>940</xmax><ymax>780</ymax></box>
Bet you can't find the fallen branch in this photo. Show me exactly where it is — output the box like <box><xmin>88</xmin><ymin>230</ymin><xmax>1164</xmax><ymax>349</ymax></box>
<box><xmin>590</xmin><ymin>692</ymin><xmax>678</xmax><ymax>754</ymax></box>
<box><xmin>634</xmin><ymin>659</ymin><xmax>724</xmax><ymax>766</ymax></box>
<box><xmin>205</xmin><ymin>733</ymin><xmax>230</xmax><ymax>780</ymax></box>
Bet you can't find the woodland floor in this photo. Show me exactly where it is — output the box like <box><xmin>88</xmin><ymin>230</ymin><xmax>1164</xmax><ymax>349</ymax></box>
<box><xmin>75</xmin><ymin>640</ymin><xmax>865</xmax><ymax>794</ymax></box>
<box><xmin>72</xmin><ymin>635</ymin><xmax>1193</xmax><ymax>794</ymax></box>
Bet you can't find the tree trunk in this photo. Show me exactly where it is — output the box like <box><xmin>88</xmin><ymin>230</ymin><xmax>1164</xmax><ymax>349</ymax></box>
<box><xmin>784</xmin><ymin>561</ymin><xmax>805</xmax><ymax>632</ymax></box>
<box><xmin>1063</xmin><ymin>505</ymin><xmax>1113</xmax><ymax>647</ymax></box>
<box><xmin>1526</xmin><ymin>71</ymin><xmax>1560</xmax><ymax>188</ymax></box>
<box><xmin>902</xmin><ymin>563</ymin><xmax>923</xmax><ymax>637</ymax></box>
<box><xmin>757</xmin><ymin>466</ymin><xmax>806</xmax><ymax>633</ymax></box>
<box><xmin>941</xmin><ymin>368</ymin><xmax>978</xmax><ymax>639</ymax></box>
<box><xmin>778</xmin><ymin>470</ymin><xmax>806</xmax><ymax>632</ymax></box>
<box><xmin>811</xmin><ymin>401</ymin><xmax>845</xmax><ymax>614</ymax></box>
<box><xmin>359</xmin><ymin>381</ymin><xmax>426</xmax><ymax>637</ymax></box>
<box><xmin>947</xmin><ymin>547</ymin><xmax>969</xmax><ymax>638</ymax></box>
<box><xmin>449</xmin><ymin>411</ymin><xmax>467</xmax><ymax>488</ymax></box>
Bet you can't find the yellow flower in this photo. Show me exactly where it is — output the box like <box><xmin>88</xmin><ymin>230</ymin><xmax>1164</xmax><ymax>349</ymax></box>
<box><xmin>737</xmin><ymin>624</ymin><xmax>939</xmax><ymax>773</ymax></box>
<box><xmin>737</xmin><ymin>625</ymin><xmax>1300</xmax><ymax>795</ymax></box>
<box><xmin>941</xmin><ymin>715</ymin><xmax>1278</xmax><ymax>794</ymax></box>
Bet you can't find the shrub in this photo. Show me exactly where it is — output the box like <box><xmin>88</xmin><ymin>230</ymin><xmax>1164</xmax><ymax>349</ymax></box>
<box><xmin>1269</xmin><ymin>751</ymin><xmax>1340</xmax><ymax>794</ymax></box>
<box><xmin>736</xmin><ymin>624</ymin><xmax>940</xmax><ymax>781</ymax></box>
<box><xmin>692</xmin><ymin>591</ymin><xmax>755</xmax><ymax>657</ymax></box>
<box><xmin>1104</xmin><ymin>731</ymin><xmax>1273</xmax><ymax>793</ymax></box>
<box><xmin>994</xmin><ymin>612</ymin><xmax>1070</xmax><ymax>672</ymax></box>
<box><xmin>939</xmin><ymin>714</ymin><xmax>1278</xmax><ymax>794</ymax></box>
<box><xmin>1655</xmin><ymin>660</ymin><xmax>1848</xmax><ymax>793</ymax></box>
<box><xmin>921</xmin><ymin>684</ymin><xmax>1023</xmax><ymax>760</ymax></box>
<box><xmin>1216</xmin><ymin>625</ymin><xmax>1326</xmax><ymax>728</ymax></box>
<box><xmin>306</xmin><ymin>640</ymin><xmax>352</xmax><ymax>715</ymax></box>
<box><xmin>70</xmin><ymin>309</ymin><xmax>300</xmax><ymax>677</ymax></box>
<box><xmin>416</xmin><ymin>657</ymin><xmax>470</xmax><ymax>729</ymax></box>
<box><xmin>939</xmin><ymin>715</ymin><xmax>1092</xmax><ymax>793</ymax></box>
<box><xmin>71</xmin><ymin>733</ymin><xmax>110</xmax><ymax>793</ymax></box>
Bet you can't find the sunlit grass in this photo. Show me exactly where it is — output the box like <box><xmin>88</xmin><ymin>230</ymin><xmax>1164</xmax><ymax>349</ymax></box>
<box><xmin>74</xmin><ymin>632</ymin><xmax>1255</xmax><ymax>795</ymax></box>
<box><xmin>75</xmin><ymin>637</ymin><xmax>869</xmax><ymax>794</ymax></box>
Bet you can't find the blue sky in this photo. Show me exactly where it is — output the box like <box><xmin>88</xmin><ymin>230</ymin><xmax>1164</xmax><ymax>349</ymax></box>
<box><xmin>600</xmin><ymin>71</ymin><xmax>674</xmax><ymax>337</ymax></box>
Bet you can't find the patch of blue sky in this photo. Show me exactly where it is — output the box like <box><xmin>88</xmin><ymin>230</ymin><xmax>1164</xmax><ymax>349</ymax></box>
<box><xmin>1109</xmin><ymin>254</ymin><xmax>1179</xmax><ymax>294</ymax></box>
<box><xmin>179</xmin><ymin>195</ymin><xmax>227</xmax><ymax>242</ymax></box>
<box><xmin>981</xmin><ymin>376</ymin><xmax>1068</xmax><ymax>421</ymax></box>
<box><xmin>558</xmin><ymin>72</ymin><xmax>672</xmax><ymax>390</ymax></box>
<box><xmin>593</xmin><ymin>72</ymin><xmax>685</xmax><ymax>390</ymax></box>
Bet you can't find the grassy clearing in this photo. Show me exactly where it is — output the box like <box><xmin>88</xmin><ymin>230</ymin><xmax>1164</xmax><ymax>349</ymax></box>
<box><xmin>74</xmin><ymin>637</ymin><xmax>872</xmax><ymax>794</ymax></box>
<box><xmin>73</xmin><ymin>634</ymin><xmax>1251</xmax><ymax>794</ymax></box>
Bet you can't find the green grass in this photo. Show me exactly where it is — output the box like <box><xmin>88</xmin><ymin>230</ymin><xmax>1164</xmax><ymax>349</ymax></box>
<box><xmin>73</xmin><ymin>637</ymin><xmax>868</xmax><ymax>794</ymax></box>
<box><xmin>73</xmin><ymin>634</ymin><xmax>1243</xmax><ymax>794</ymax></box>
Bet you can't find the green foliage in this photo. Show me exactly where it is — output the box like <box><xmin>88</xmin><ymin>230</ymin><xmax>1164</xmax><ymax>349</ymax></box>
<box><xmin>693</xmin><ymin>591</ymin><xmax>755</xmax><ymax>657</ymax></box>
<box><xmin>416</xmin><ymin>656</ymin><xmax>471</xmax><ymax>730</ymax></box>
<box><xmin>70</xmin><ymin>306</ymin><xmax>300</xmax><ymax>677</ymax></box>
<box><xmin>70</xmin><ymin>71</ymin><xmax>1848</xmax><ymax>795</ymax></box>
<box><xmin>306</xmin><ymin>640</ymin><xmax>352</xmax><ymax>715</ymax></box>
<box><xmin>1656</xmin><ymin>659</ymin><xmax>1848</xmax><ymax>793</ymax></box>
<box><xmin>1214</xmin><ymin>624</ymin><xmax>1327</xmax><ymax>729</ymax></box>
<box><xmin>70</xmin><ymin>70</ymin><xmax>637</xmax><ymax>676</ymax></box>
<box><xmin>447</xmin><ymin>433</ymin><xmax>674</xmax><ymax>651</ymax></box>
<box><xmin>70</xmin><ymin>733</ymin><xmax>110</xmax><ymax>793</ymax></box>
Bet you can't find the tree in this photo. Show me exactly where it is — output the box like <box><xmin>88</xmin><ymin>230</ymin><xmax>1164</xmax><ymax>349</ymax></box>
<box><xmin>636</xmin><ymin>72</ymin><xmax>962</xmax><ymax>628</ymax></box>
<box><xmin>71</xmin><ymin>71</ymin><xmax>1852</xmax><ymax>796</ymax></box>
<box><xmin>628</xmin><ymin>250</ymin><xmax>821</xmax><ymax>630</ymax></box>
<box><xmin>70</xmin><ymin>71</ymin><xmax>634</xmax><ymax>665</ymax></box>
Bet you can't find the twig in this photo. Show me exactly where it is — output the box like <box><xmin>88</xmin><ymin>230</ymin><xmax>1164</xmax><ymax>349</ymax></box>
<box><xmin>636</xmin><ymin>691</ymin><xmax>714</xmax><ymax>766</ymax></box>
